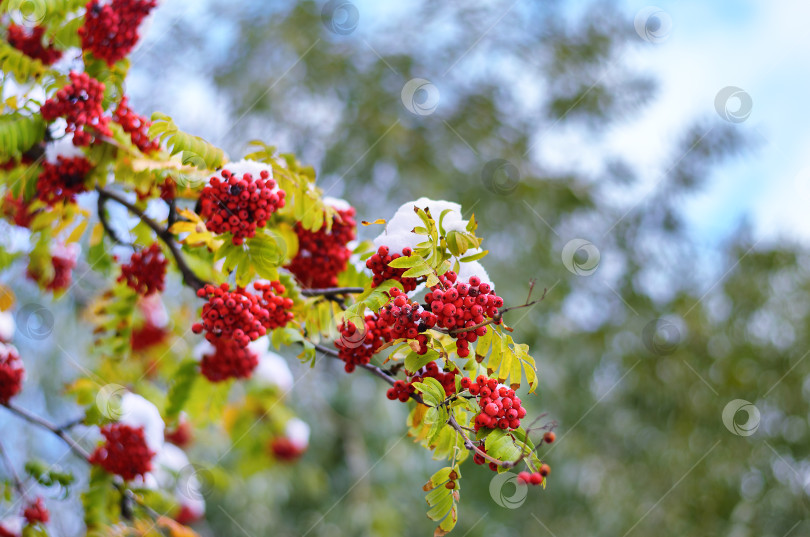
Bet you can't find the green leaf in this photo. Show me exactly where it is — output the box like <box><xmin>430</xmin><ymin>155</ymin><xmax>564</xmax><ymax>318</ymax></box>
<box><xmin>165</xmin><ymin>360</ymin><xmax>199</xmax><ymax>419</ymax></box>
<box><xmin>459</xmin><ymin>250</ymin><xmax>489</xmax><ymax>262</ymax></box>
<box><xmin>484</xmin><ymin>429</ymin><xmax>523</xmax><ymax>462</ymax></box>
<box><xmin>404</xmin><ymin>349</ymin><xmax>441</xmax><ymax>373</ymax></box>
<box><xmin>402</xmin><ymin>264</ymin><xmax>434</xmax><ymax>278</ymax></box>
<box><xmin>388</xmin><ymin>254</ymin><xmax>426</xmax><ymax>268</ymax></box>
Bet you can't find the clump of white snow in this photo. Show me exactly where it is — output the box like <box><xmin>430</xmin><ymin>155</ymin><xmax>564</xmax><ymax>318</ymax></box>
<box><xmin>220</xmin><ymin>159</ymin><xmax>274</xmax><ymax>181</ymax></box>
<box><xmin>248</xmin><ymin>338</ymin><xmax>293</xmax><ymax>391</ymax></box>
<box><xmin>284</xmin><ymin>417</ymin><xmax>310</xmax><ymax>451</ymax></box>
<box><xmin>118</xmin><ymin>392</ymin><xmax>165</xmax><ymax>452</ymax></box>
<box><xmin>0</xmin><ymin>310</ymin><xmax>15</xmax><ymax>342</ymax></box>
<box><xmin>372</xmin><ymin>198</ymin><xmax>493</xmax><ymax>288</ymax></box>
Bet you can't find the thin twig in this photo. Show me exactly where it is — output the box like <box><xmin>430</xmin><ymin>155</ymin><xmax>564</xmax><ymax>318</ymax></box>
<box><xmin>97</xmin><ymin>190</ymin><xmax>137</xmax><ymax>247</ymax></box>
<box><xmin>0</xmin><ymin>441</ymin><xmax>26</xmax><ymax>497</ymax></box>
<box><xmin>2</xmin><ymin>403</ymin><xmax>91</xmax><ymax>461</ymax></box>
<box><xmin>96</xmin><ymin>186</ymin><xmax>206</xmax><ymax>292</ymax></box>
<box><xmin>450</xmin><ymin>286</ymin><xmax>548</xmax><ymax>336</ymax></box>
<box><xmin>300</xmin><ymin>287</ymin><xmax>365</xmax><ymax>297</ymax></box>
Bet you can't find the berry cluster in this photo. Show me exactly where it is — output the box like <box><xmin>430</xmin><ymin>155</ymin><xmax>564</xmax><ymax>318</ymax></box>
<box><xmin>472</xmin><ymin>444</ymin><xmax>499</xmax><ymax>472</ymax></box>
<box><xmin>37</xmin><ymin>156</ymin><xmax>93</xmax><ymax>206</ymax></box>
<box><xmin>425</xmin><ymin>273</ymin><xmax>503</xmax><ymax>358</ymax></box>
<box><xmin>117</xmin><ymin>243</ymin><xmax>167</xmax><ymax>296</ymax></box>
<box><xmin>335</xmin><ymin>315</ymin><xmax>391</xmax><ymax>373</ymax></box>
<box><xmin>366</xmin><ymin>246</ymin><xmax>419</xmax><ymax>292</ymax></box>
<box><xmin>7</xmin><ymin>24</ymin><xmax>62</xmax><ymax>65</ymax></box>
<box><xmin>40</xmin><ymin>72</ymin><xmax>112</xmax><ymax>146</ymax></box>
<box><xmin>517</xmin><ymin>465</ymin><xmax>551</xmax><ymax>486</ymax></box>
<box><xmin>200</xmin><ymin>168</ymin><xmax>286</xmax><ymax>245</ymax></box>
<box><xmin>113</xmin><ymin>96</ymin><xmax>160</xmax><ymax>153</ymax></box>
<box><xmin>0</xmin><ymin>343</ymin><xmax>24</xmax><ymax>404</ymax></box>
<box><xmin>461</xmin><ymin>375</ymin><xmax>526</xmax><ymax>431</ymax></box>
<box><xmin>2</xmin><ymin>192</ymin><xmax>36</xmax><ymax>228</ymax></box>
<box><xmin>192</xmin><ymin>282</ymin><xmax>293</xmax><ymax>348</ymax></box>
<box><xmin>130</xmin><ymin>318</ymin><xmax>168</xmax><ymax>351</ymax></box>
<box><xmin>386</xmin><ymin>361</ymin><xmax>457</xmax><ymax>402</ymax></box>
<box><xmin>79</xmin><ymin>0</ymin><xmax>158</xmax><ymax>66</ymax></box>
<box><xmin>270</xmin><ymin>437</ymin><xmax>306</xmax><ymax>461</ymax></box>
<box><xmin>287</xmin><ymin>206</ymin><xmax>356</xmax><ymax>288</ymax></box>
<box><xmin>28</xmin><ymin>249</ymin><xmax>76</xmax><ymax>291</ymax></box>
<box><xmin>377</xmin><ymin>287</ymin><xmax>435</xmax><ymax>354</ymax></box>
<box><xmin>23</xmin><ymin>498</ymin><xmax>49</xmax><ymax>524</ymax></box>
<box><xmin>165</xmin><ymin>417</ymin><xmax>192</xmax><ymax>448</ymax></box>
<box><xmin>90</xmin><ymin>423</ymin><xmax>154</xmax><ymax>480</ymax></box>
<box><xmin>199</xmin><ymin>337</ymin><xmax>259</xmax><ymax>382</ymax></box>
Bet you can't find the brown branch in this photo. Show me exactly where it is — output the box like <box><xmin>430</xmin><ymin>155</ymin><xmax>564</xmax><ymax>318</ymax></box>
<box><xmin>0</xmin><ymin>441</ymin><xmax>26</xmax><ymax>497</ymax></box>
<box><xmin>2</xmin><ymin>402</ymin><xmax>90</xmax><ymax>461</ymax></box>
<box><xmin>96</xmin><ymin>186</ymin><xmax>207</xmax><ymax>292</ymax></box>
<box><xmin>300</xmin><ymin>287</ymin><xmax>365</xmax><ymax>297</ymax></box>
<box><xmin>97</xmin><ymin>190</ymin><xmax>137</xmax><ymax>247</ymax></box>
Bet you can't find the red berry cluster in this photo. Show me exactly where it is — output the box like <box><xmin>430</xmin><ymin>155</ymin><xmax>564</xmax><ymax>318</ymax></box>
<box><xmin>378</xmin><ymin>287</ymin><xmax>435</xmax><ymax>354</ymax></box>
<box><xmin>200</xmin><ymin>168</ymin><xmax>286</xmax><ymax>245</ymax></box>
<box><xmin>7</xmin><ymin>24</ymin><xmax>62</xmax><ymax>65</ymax></box>
<box><xmin>199</xmin><ymin>337</ymin><xmax>259</xmax><ymax>382</ymax></box>
<box><xmin>2</xmin><ymin>192</ymin><xmax>36</xmax><ymax>228</ymax></box>
<box><xmin>386</xmin><ymin>361</ymin><xmax>457</xmax><ymax>402</ymax></box>
<box><xmin>117</xmin><ymin>243</ymin><xmax>167</xmax><ymax>296</ymax></box>
<box><xmin>425</xmin><ymin>273</ymin><xmax>503</xmax><ymax>358</ymax></box>
<box><xmin>461</xmin><ymin>375</ymin><xmax>526</xmax><ymax>431</ymax></box>
<box><xmin>165</xmin><ymin>417</ymin><xmax>192</xmax><ymax>448</ymax></box>
<box><xmin>518</xmin><ymin>465</ymin><xmax>551</xmax><ymax>486</ymax></box>
<box><xmin>0</xmin><ymin>344</ymin><xmax>24</xmax><ymax>404</ymax></box>
<box><xmin>335</xmin><ymin>314</ymin><xmax>391</xmax><ymax>373</ymax></box>
<box><xmin>22</xmin><ymin>497</ymin><xmax>49</xmax><ymax>525</ymax></box>
<box><xmin>270</xmin><ymin>437</ymin><xmax>306</xmax><ymax>461</ymax></box>
<box><xmin>37</xmin><ymin>156</ymin><xmax>93</xmax><ymax>206</ymax></box>
<box><xmin>40</xmin><ymin>72</ymin><xmax>112</xmax><ymax>146</ymax></box>
<box><xmin>27</xmin><ymin>250</ymin><xmax>76</xmax><ymax>291</ymax></box>
<box><xmin>90</xmin><ymin>423</ymin><xmax>154</xmax><ymax>480</ymax></box>
<box><xmin>287</xmin><ymin>206</ymin><xmax>356</xmax><ymax>288</ymax></box>
<box><xmin>174</xmin><ymin>505</ymin><xmax>202</xmax><ymax>525</ymax></box>
<box><xmin>130</xmin><ymin>319</ymin><xmax>168</xmax><ymax>351</ymax></box>
<box><xmin>79</xmin><ymin>0</ymin><xmax>158</xmax><ymax>66</ymax></box>
<box><xmin>192</xmin><ymin>282</ymin><xmax>293</xmax><ymax>348</ymax></box>
<box><xmin>113</xmin><ymin>96</ymin><xmax>159</xmax><ymax>153</ymax></box>
<box><xmin>366</xmin><ymin>246</ymin><xmax>419</xmax><ymax>292</ymax></box>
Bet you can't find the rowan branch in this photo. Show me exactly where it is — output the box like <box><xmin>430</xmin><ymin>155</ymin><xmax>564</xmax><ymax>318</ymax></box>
<box><xmin>2</xmin><ymin>402</ymin><xmax>91</xmax><ymax>461</ymax></box>
<box><xmin>450</xmin><ymin>285</ymin><xmax>548</xmax><ymax>336</ymax></box>
<box><xmin>96</xmin><ymin>186</ymin><xmax>207</xmax><ymax>292</ymax></box>
<box><xmin>300</xmin><ymin>287</ymin><xmax>365</xmax><ymax>297</ymax></box>
<box><xmin>0</xmin><ymin>441</ymin><xmax>26</xmax><ymax>497</ymax></box>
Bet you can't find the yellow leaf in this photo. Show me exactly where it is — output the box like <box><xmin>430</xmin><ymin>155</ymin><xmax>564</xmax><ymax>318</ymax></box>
<box><xmin>90</xmin><ymin>222</ymin><xmax>104</xmax><ymax>246</ymax></box>
<box><xmin>361</xmin><ymin>219</ymin><xmax>386</xmax><ymax>226</ymax></box>
<box><xmin>0</xmin><ymin>285</ymin><xmax>15</xmax><ymax>311</ymax></box>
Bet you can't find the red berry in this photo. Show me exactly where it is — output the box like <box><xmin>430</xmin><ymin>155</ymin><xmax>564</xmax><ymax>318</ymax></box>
<box><xmin>40</xmin><ymin>72</ymin><xmax>111</xmax><ymax>145</ymax></box>
<box><xmin>517</xmin><ymin>471</ymin><xmax>531</xmax><ymax>484</ymax></box>
<box><xmin>114</xmin><ymin>97</ymin><xmax>160</xmax><ymax>153</ymax></box>
<box><xmin>23</xmin><ymin>497</ymin><xmax>49</xmax><ymax>524</ymax></box>
<box><xmin>7</xmin><ymin>24</ymin><xmax>62</xmax><ymax>64</ymax></box>
<box><xmin>287</xmin><ymin>204</ymin><xmax>356</xmax><ymax>288</ymax></box>
<box><xmin>37</xmin><ymin>156</ymin><xmax>93</xmax><ymax>206</ymax></box>
<box><xmin>0</xmin><ymin>344</ymin><xmax>24</xmax><ymax>404</ymax></box>
<box><xmin>544</xmin><ymin>431</ymin><xmax>556</xmax><ymax>444</ymax></box>
<box><xmin>529</xmin><ymin>472</ymin><xmax>543</xmax><ymax>485</ymax></box>
<box><xmin>539</xmin><ymin>464</ymin><xmax>551</xmax><ymax>477</ymax></box>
